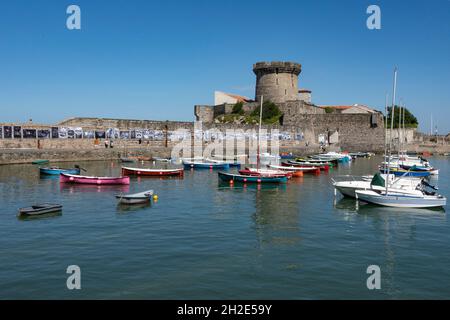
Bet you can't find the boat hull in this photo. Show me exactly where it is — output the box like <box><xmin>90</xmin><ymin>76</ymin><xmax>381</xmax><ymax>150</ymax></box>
<box><xmin>18</xmin><ymin>203</ymin><xmax>63</xmax><ymax>216</ymax></box>
<box><xmin>380</xmin><ymin>168</ymin><xmax>430</xmax><ymax>177</ymax></box>
<box><xmin>218</xmin><ymin>172</ymin><xmax>287</xmax><ymax>183</ymax></box>
<box><xmin>183</xmin><ymin>161</ymin><xmax>230</xmax><ymax>169</ymax></box>
<box><xmin>122</xmin><ymin>167</ymin><xmax>183</xmax><ymax>176</ymax></box>
<box><xmin>60</xmin><ymin>173</ymin><xmax>130</xmax><ymax>185</ymax></box>
<box><xmin>356</xmin><ymin>190</ymin><xmax>446</xmax><ymax>208</ymax></box>
<box><xmin>40</xmin><ymin>167</ymin><xmax>81</xmax><ymax>175</ymax></box>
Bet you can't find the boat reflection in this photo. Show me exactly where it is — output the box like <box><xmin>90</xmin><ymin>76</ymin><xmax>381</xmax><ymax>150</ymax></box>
<box><xmin>116</xmin><ymin>202</ymin><xmax>151</xmax><ymax>213</ymax></box>
<box><xmin>17</xmin><ymin>210</ymin><xmax>63</xmax><ymax>221</ymax></box>
<box><xmin>60</xmin><ymin>184</ymin><xmax>130</xmax><ymax>194</ymax></box>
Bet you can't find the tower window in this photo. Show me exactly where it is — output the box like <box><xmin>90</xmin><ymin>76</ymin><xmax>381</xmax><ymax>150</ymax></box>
<box><xmin>285</xmin><ymin>89</ymin><xmax>287</xmax><ymax>95</ymax></box>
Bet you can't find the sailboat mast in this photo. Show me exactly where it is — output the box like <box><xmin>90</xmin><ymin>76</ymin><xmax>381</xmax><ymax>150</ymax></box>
<box><xmin>384</xmin><ymin>93</ymin><xmax>388</xmax><ymax>158</ymax></box>
<box><xmin>257</xmin><ymin>95</ymin><xmax>263</xmax><ymax>170</ymax></box>
<box><xmin>386</xmin><ymin>67</ymin><xmax>397</xmax><ymax>194</ymax></box>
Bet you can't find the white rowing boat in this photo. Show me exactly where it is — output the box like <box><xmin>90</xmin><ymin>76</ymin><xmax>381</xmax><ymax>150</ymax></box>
<box><xmin>116</xmin><ymin>190</ymin><xmax>154</xmax><ymax>205</ymax></box>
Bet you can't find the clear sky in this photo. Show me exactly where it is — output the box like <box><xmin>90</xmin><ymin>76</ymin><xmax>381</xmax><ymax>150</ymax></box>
<box><xmin>1</xmin><ymin>0</ymin><xmax>449</xmax><ymax>133</ymax></box>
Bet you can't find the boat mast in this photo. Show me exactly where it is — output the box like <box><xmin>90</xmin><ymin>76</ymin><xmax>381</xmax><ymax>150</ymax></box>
<box><xmin>257</xmin><ymin>95</ymin><xmax>263</xmax><ymax>170</ymax></box>
<box><xmin>398</xmin><ymin>100</ymin><xmax>402</xmax><ymax>158</ymax></box>
<box><xmin>384</xmin><ymin>93</ymin><xmax>388</xmax><ymax>160</ymax></box>
<box><xmin>386</xmin><ymin>67</ymin><xmax>397</xmax><ymax>194</ymax></box>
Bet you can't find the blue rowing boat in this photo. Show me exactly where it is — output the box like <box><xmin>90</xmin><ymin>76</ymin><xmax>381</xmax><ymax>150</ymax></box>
<box><xmin>40</xmin><ymin>167</ymin><xmax>81</xmax><ymax>175</ymax></box>
<box><xmin>218</xmin><ymin>171</ymin><xmax>288</xmax><ymax>183</ymax></box>
<box><xmin>379</xmin><ymin>167</ymin><xmax>430</xmax><ymax>177</ymax></box>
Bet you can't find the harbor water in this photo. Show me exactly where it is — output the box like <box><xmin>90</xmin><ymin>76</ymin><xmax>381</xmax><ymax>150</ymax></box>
<box><xmin>0</xmin><ymin>156</ymin><xmax>449</xmax><ymax>299</ymax></box>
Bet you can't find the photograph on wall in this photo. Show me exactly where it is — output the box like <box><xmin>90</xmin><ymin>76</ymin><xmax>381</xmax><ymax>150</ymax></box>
<box><xmin>84</xmin><ymin>131</ymin><xmax>95</xmax><ymax>139</ymax></box>
<box><xmin>67</xmin><ymin>128</ymin><xmax>75</xmax><ymax>139</ymax></box>
<box><xmin>51</xmin><ymin>127</ymin><xmax>59</xmax><ymax>139</ymax></box>
<box><xmin>106</xmin><ymin>128</ymin><xmax>120</xmax><ymax>139</ymax></box>
<box><xmin>134</xmin><ymin>129</ymin><xmax>143</xmax><ymax>139</ymax></box>
<box><xmin>37</xmin><ymin>129</ymin><xmax>50</xmax><ymax>139</ymax></box>
<box><xmin>3</xmin><ymin>126</ymin><xmax>12</xmax><ymax>138</ymax></box>
<box><xmin>22</xmin><ymin>129</ymin><xmax>36</xmax><ymax>139</ymax></box>
<box><xmin>58</xmin><ymin>127</ymin><xmax>68</xmax><ymax>138</ymax></box>
<box><xmin>120</xmin><ymin>131</ymin><xmax>130</xmax><ymax>139</ymax></box>
<box><xmin>95</xmin><ymin>131</ymin><xmax>106</xmax><ymax>139</ymax></box>
<box><xmin>74</xmin><ymin>128</ymin><xmax>83</xmax><ymax>139</ymax></box>
<box><xmin>13</xmin><ymin>126</ymin><xmax>22</xmax><ymax>139</ymax></box>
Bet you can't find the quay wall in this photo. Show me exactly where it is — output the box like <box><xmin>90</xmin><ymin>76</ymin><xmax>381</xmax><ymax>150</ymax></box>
<box><xmin>3</xmin><ymin>116</ymin><xmax>449</xmax><ymax>164</ymax></box>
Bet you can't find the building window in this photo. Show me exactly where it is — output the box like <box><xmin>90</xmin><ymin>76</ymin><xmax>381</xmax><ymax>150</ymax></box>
<box><xmin>276</xmin><ymin>78</ymin><xmax>279</xmax><ymax>85</ymax></box>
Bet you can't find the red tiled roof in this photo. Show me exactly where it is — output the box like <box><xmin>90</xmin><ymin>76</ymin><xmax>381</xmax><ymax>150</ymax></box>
<box><xmin>224</xmin><ymin>93</ymin><xmax>251</xmax><ymax>103</ymax></box>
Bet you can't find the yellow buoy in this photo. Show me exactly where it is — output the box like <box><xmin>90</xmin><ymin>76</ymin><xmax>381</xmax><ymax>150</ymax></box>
<box><xmin>153</xmin><ymin>195</ymin><xmax>158</xmax><ymax>201</ymax></box>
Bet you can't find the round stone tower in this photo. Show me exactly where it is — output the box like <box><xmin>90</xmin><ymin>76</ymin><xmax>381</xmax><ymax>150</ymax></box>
<box><xmin>253</xmin><ymin>61</ymin><xmax>302</xmax><ymax>103</ymax></box>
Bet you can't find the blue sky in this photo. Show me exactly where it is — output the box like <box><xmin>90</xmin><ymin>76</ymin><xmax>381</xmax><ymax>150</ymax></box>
<box><xmin>0</xmin><ymin>0</ymin><xmax>449</xmax><ymax>133</ymax></box>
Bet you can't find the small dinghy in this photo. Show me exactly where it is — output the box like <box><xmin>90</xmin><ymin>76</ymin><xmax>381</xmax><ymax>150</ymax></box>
<box><xmin>116</xmin><ymin>190</ymin><xmax>154</xmax><ymax>205</ymax></box>
<box><xmin>285</xmin><ymin>161</ymin><xmax>329</xmax><ymax>171</ymax></box>
<box><xmin>238</xmin><ymin>167</ymin><xmax>292</xmax><ymax>177</ymax></box>
<box><xmin>218</xmin><ymin>171</ymin><xmax>288</xmax><ymax>183</ymax></box>
<box><xmin>60</xmin><ymin>173</ymin><xmax>130</xmax><ymax>185</ymax></box>
<box><xmin>122</xmin><ymin>166</ymin><xmax>184</xmax><ymax>177</ymax></box>
<box><xmin>268</xmin><ymin>164</ymin><xmax>320</xmax><ymax>176</ymax></box>
<box><xmin>18</xmin><ymin>203</ymin><xmax>62</xmax><ymax>217</ymax></box>
<box><xmin>182</xmin><ymin>159</ymin><xmax>230</xmax><ymax>169</ymax></box>
<box><xmin>40</xmin><ymin>166</ymin><xmax>81</xmax><ymax>175</ymax></box>
<box><xmin>120</xmin><ymin>157</ymin><xmax>137</xmax><ymax>163</ymax></box>
<box><xmin>32</xmin><ymin>159</ymin><xmax>50</xmax><ymax>165</ymax></box>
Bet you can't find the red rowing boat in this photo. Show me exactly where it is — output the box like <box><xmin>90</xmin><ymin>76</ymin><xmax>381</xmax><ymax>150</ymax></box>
<box><xmin>60</xmin><ymin>173</ymin><xmax>130</xmax><ymax>185</ymax></box>
<box><xmin>282</xmin><ymin>161</ymin><xmax>329</xmax><ymax>171</ymax></box>
<box><xmin>122</xmin><ymin>166</ymin><xmax>184</xmax><ymax>177</ymax></box>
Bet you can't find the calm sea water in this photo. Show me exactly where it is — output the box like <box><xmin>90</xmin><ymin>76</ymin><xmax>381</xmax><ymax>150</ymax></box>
<box><xmin>0</xmin><ymin>156</ymin><xmax>449</xmax><ymax>299</ymax></box>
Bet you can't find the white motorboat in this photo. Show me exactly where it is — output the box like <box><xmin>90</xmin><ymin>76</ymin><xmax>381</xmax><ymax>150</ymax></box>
<box><xmin>333</xmin><ymin>174</ymin><xmax>423</xmax><ymax>198</ymax></box>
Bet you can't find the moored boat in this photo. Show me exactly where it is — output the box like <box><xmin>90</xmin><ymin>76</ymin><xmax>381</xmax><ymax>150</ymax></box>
<box><xmin>355</xmin><ymin>189</ymin><xmax>446</xmax><ymax>208</ymax></box>
<box><xmin>32</xmin><ymin>159</ymin><xmax>50</xmax><ymax>165</ymax></box>
<box><xmin>18</xmin><ymin>203</ymin><xmax>63</xmax><ymax>217</ymax></box>
<box><xmin>60</xmin><ymin>173</ymin><xmax>130</xmax><ymax>185</ymax></box>
<box><xmin>269</xmin><ymin>164</ymin><xmax>320</xmax><ymax>175</ymax></box>
<box><xmin>285</xmin><ymin>160</ymin><xmax>329</xmax><ymax>171</ymax></box>
<box><xmin>218</xmin><ymin>171</ymin><xmax>288</xmax><ymax>183</ymax></box>
<box><xmin>122</xmin><ymin>166</ymin><xmax>184</xmax><ymax>176</ymax></box>
<box><xmin>182</xmin><ymin>159</ymin><xmax>230</xmax><ymax>169</ymax></box>
<box><xmin>40</xmin><ymin>167</ymin><xmax>81</xmax><ymax>175</ymax></box>
<box><xmin>379</xmin><ymin>166</ymin><xmax>431</xmax><ymax>177</ymax></box>
<box><xmin>116</xmin><ymin>189</ymin><xmax>154</xmax><ymax>204</ymax></box>
<box><xmin>238</xmin><ymin>167</ymin><xmax>292</xmax><ymax>177</ymax></box>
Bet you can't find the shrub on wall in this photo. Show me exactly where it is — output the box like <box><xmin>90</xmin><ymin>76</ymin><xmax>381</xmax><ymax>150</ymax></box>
<box><xmin>232</xmin><ymin>102</ymin><xmax>244</xmax><ymax>115</ymax></box>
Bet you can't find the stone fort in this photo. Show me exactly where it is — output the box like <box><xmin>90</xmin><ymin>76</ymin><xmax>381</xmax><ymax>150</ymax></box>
<box><xmin>194</xmin><ymin>61</ymin><xmax>385</xmax><ymax>150</ymax></box>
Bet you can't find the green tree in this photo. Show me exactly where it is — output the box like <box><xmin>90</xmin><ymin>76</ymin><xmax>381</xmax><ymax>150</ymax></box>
<box><xmin>324</xmin><ymin>107</ymin><xmax>334</xmax><ymax>114</ymax></box>
<box><xmin>251</xmin><ymin>100</ymin><xmax>282</xmax><ymax>122</ymax></box>
<box><xmin>231</xmin><ymin>102</ymin><xmax>244</xmax><ymax>115</ymax></box>
<box><xmin>385</xmin><ymin>106</ymin><xmax>418</xmax><ymax>128</ymax></box>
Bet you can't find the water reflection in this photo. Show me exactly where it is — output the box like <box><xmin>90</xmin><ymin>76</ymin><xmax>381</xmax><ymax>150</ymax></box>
<box><xmin>17</xmin><ymin>210</ymin><xmax>63</xmax><ymax>221</ymax></box>
<box><xmin>116</xmin><ymin>202</ymin><xmax>152</xmax><ymax>213</ymax></box>
<box><xmin>60</xmin><ymin>184</ymin><xmax>130</xmax><ymax>194</ymax></box>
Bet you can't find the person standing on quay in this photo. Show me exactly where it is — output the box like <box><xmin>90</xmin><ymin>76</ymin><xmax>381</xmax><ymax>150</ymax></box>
<box><xmin>104</xmin><ymin>140</ymin><xmax>109</xmax><ymax>148</ymax></box>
